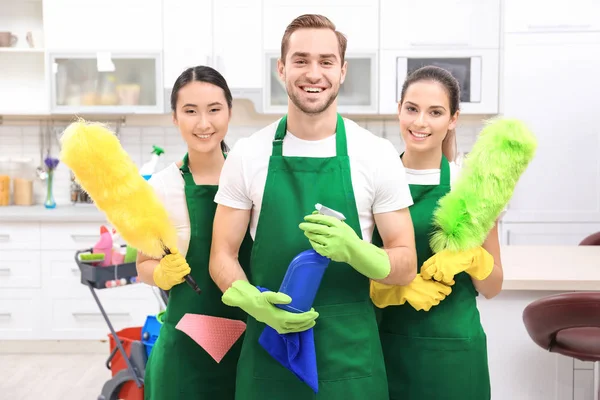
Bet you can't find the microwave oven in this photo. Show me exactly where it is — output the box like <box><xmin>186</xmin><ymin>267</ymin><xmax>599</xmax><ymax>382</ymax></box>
<box><xmin>379</xmin><ymin>49</ymin><xmax>500</xmax><ymax>115</ymax></box>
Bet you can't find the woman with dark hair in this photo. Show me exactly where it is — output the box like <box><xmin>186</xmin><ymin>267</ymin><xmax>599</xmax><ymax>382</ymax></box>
<box><xmin>138</xmin><ymin>65</ymin><xmax>253</xmax><ymax>399</ymax></box>
<box><xmin>370</xmin><ymin>65</ymin><xmax>503</xmax><ymax>400</ymax></box>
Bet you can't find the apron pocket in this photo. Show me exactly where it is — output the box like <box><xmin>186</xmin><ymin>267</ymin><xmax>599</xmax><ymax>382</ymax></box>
<box><xmin>381</xmin><ymin>333</ymin><xmax>487</xmax><ymax>400</ymax></box>
<box><xmin>314</xmin><ymin>301</ymin><xmax>374</xmax><ymax>381</ymax></box>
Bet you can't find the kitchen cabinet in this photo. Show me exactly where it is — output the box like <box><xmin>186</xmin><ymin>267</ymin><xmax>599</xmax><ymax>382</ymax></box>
<box><xmin>501</xmin><ymin>33</ymin><xmax>600</xmax><ymax>224</ymax></box>
<box><xmin>0</xmin><ymin>0</ymin><xmax>48</xmax><ymax>115</ymax></box>
<box><xmin>504</xmin><ymin>0</ymin><xmax>600</xmax><ymax>34</ymax></box>
<box><xmin>380</xmin><ymin>0</ymin><xmax>501</xmax><ymax>50</ymax></box>
<box><xmin>213</xmin><ymin>0</ymin><xmax>263</xmax><ymax>90</ymax></box>
<box><xmin>262</xmin><ymin>2</ymin><xmax>379</xmax><ymax>52</ymax></box>
<box><xmin>162</xmin><ymin>0</ymin><xmax>263</xmax><ymax>110</ymax></box>
<box><xmin>48</xmin><ymin>52</ymin><xmax>164</xmax><ymax>114</ymax></box>
<box><xmin>162</xmin><ymin>0</ymin><xmax>213</xmax><ymax>91</ymax></box>
<box><xmin>0</xmin><ymin>220</ymin><xmax>157</xmax><ymax>341</ymax></box>
<box><xmin>43</xmin><ymin>0</ymin><xmax>163</xmax><ymax>51</ymax></box>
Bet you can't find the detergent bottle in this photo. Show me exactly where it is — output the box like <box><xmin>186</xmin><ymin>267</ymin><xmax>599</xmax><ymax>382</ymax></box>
<box><xmin>139</xmin><ymin>145</ymin><xmax>165</xmax><ymax>180</ymax></box>
<box><xmin>276</xmin><ymin>203</ymin><xmax>346</xmax><ymax>313</ymax></box>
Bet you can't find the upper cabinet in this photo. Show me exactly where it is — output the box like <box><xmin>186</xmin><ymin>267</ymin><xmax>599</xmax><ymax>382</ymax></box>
<box><xmin>504</xmin><ymin>0</ymin><xmax>600</xmax><ymax>34</ymax></box>
<box><xmin>213</xmin><ymin>0</ymin><xmax>263</xmax><ymax>90</ymax></box>
<box><xmin>162</xmin><ymin>0</ymin><xmax>262</xmax><ymax>110</ymax></box>
<box><xmin>162</xmin><ymin>0</ymin><xmax>213</xmax><ymax>91</ymax></box>
<box><xmin>43</xmin><ymin>0</ymin><xmax>163</xmax><ymax>51</ymax></box>
<box><xmin>48</xmin><ymin>52</ymin><xmax>164</xmax><ymax>114</ymax></box>
<box><xmin>380</xmin><ymin>0</ymin><xmax>501</xmax><ymax>50</ymax></box>
<box><xmin>263</xmin><ymin>1</ymin><xmax>379</xmax><ymax>52</ymax></box>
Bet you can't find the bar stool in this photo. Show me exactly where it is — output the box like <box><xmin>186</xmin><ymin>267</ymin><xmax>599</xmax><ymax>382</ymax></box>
<box><xmin>523</xmin><ymin>233</ymin><xmax>600</xmax><ymax>399</ymax></box>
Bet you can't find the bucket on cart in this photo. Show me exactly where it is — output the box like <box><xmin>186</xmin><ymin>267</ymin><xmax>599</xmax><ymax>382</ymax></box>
<box><xmin>108</xmin><ymin>327</ymin><xmax>144</xmax><ymax>400</ymax></box>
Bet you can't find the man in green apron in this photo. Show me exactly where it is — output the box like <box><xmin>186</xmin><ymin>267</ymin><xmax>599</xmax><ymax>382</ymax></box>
<box><xmin>210</xmin><ymin>14</ymin><xmax>417</xmax><ymax>399</ymax></box>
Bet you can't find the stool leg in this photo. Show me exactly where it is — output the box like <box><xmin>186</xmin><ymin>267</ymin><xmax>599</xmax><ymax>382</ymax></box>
<box><xmin>594</xmin><ymin>361</ymin><xmax>600</xmax><ymax>400</ymax></box>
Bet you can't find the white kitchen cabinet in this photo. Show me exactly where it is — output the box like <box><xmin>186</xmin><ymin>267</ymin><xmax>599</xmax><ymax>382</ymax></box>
<box><xmin>213</xmin><ymin>0</ymin><xmax>263</xmax><ymax>90</ymax></box>
<box><xmin>162</xmin><ymin>0</ymin><xmax>213</xmax><ymax>92</ymax></box>
<box><xmin>499</xmin><ymin>222</ymin><xmax>600</xmax><ymax>246</ymax></box>
<box><xmin>0</xmin><ymin>0</ymin><xmax>48</xmax><ymax>115</ymax></box>
<box><xmin>47</xmin><ymin>52</ymin><xmax>164</xmax><ymax>114</ymax></box>
<box><xmin>43</xmin><ymin>0</ymin><xmax>162</xmax><ymax>51</ymax></box>
<box><xmin>380</xmin><ymin>0</ymin><xmax>501</xmax><ymax>50</ymax></box>
<box><xmin>504</xmin><ymin>0</ymin><xmax>600</xmax><ymax>34</ymax></box>
<box><xmin>502</xmin><ymin>33</ymin><xmax>600</xmax><ymax>224</ymax></box>
<box><xmin>262</xmin><ymin>3</ymin><xmax>379</xmax><ymax>52</ymax></box>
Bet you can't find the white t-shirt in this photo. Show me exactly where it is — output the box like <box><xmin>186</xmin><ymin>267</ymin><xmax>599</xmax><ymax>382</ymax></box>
<box><xmin>403</xmin><ymin>161</ymin><xmax>461</xmax><ymax>186</ymax></box>
<box><xmin>214</xmin><ymin>118</ymin><xmax>414</xmax><ymax>242</ymax></box>
<box><xmin>147</xmin><ymin>163</ymin><xmax>191</xmax><ymax>258</ymax></box>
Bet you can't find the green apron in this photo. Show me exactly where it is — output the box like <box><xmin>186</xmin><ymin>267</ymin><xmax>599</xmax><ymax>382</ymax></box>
<box><xmin>374</xmin><ymin>155</ymin><xmax>491</xmax><ymax>400</ymax></box>
<box><xmin>145</xmin><ymin>154</ymin><xmax>253</xmax><ymax>399</ymax></box>
<box><xmin>234</xmin><ymin>114</ymin><xmax>388</xmax><ymax>399</ymax></box>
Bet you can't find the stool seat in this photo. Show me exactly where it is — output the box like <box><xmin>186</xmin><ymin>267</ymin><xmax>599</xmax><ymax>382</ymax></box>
<box><xmin>522</xmin><ymin>292</ymin><xmax>600</xmax><ymax>362</ymax></box>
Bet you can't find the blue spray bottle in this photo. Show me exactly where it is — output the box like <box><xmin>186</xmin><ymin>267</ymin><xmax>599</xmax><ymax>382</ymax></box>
<box><xmin>276</xmin><ymin>203</ymin><xmax>346</xmax><ymax>313</ymax></box>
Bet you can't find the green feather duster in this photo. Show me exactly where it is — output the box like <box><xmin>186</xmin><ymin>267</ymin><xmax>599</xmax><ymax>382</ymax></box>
<box><xmin>429</xmin><ymin>118</ymin><xmax>537</xmax><ymax>253</ymax></box>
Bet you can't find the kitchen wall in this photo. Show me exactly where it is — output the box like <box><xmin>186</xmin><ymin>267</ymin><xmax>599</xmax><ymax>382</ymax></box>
<box><xmin>0</xmin><ymin>99</ymin><xmax>487</xmax><ymax>206</ymax></box>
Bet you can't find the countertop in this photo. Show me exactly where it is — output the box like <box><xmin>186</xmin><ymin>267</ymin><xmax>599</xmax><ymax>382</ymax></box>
<box><xmin>1</xmin><ymin>206</ymin><xmax>599</xmax><ymax>292</ymax></box>
<box><xmin>500</xmin><ymin>245</ymin><xmax>600</xmax><ymax>291</ymax></box>
<box><xmin>0</xmin><ymin>205</ymin><xmax>107</xmax><ymax>222</ymax></box>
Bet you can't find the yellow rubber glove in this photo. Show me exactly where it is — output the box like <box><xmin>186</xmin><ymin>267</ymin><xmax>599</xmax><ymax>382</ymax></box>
<box><xmin>152</xmin><ymin>248</ymin><xmax>191</xmax><ymax>290</ymax></box>
<box><xmin>370</xmin><ymin>274</ymin><xmax>452</xmax><ymax>311</ymax></box>
<box><xmin>421</xmin><ymin>246</ymin><xmax>494</xmax><ymax>285</ymax></box>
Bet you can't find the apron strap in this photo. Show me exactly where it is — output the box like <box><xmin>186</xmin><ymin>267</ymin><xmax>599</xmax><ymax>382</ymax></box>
<box><xmin>271</xmin><ymin>113</ymin><xmax>348</xmax><ymax>157</ymax></box>
<box><xmin>440</xmin><ymin>154</ymin><xmax>450</xmax><ymax>185</ymax></box>
<box><xmin>179</xmin><ymin>152</ymin><xmax>227</xmax><ymax>186</ymax></box>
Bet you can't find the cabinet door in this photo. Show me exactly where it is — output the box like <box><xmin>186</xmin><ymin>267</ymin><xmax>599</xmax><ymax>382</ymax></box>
<box><xmin>502</xmin><ymin>34</ymin><xmax>600</xmax><ymax>223</ymax></box>
<box><xmin>213</xmin><ymin>0</ymin><xmax>262</xmax><ymax>89</ymax></box>
<box><xmin>505</xmin><ymin>0</ymin><xmax>600</xmax><ymax>34</ymax></box>
<box><xmin>162</xmin><ymin>0</ymin><xmax>213</xmax><ymax>90</ymax></box>
<box><xmin>380</xmin><ymin>0</ymin><xmax>501</xmax><ymax>50</ymax></box>
<box><xmin>263</xmin><ymin>4</ymin><xmax>379</xmax><ymax>52</ymax></box>
<box><xmin>43</xmin><ymin>0</ymin><xmax>162</xmax><ymax>51</ymax></box>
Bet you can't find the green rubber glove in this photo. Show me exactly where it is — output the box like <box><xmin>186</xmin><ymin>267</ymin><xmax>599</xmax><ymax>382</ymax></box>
<box><xmin>222</xmin><ymin>280</ymin><xmax>319</xmax><ymax>334</ymax></box>
<box><xmin>298</xmin><ymin>214</ymin><xmax>391</xmax><ymax>280</ymax></box>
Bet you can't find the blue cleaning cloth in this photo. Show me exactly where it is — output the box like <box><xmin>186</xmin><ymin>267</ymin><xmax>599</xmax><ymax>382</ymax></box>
<box><xmin>257</xmin><ymin>286</ymin><xmax>318</xmax><ymax>393</ymax></box>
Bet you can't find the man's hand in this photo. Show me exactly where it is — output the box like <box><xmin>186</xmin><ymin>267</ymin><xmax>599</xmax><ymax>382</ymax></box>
<box><xmin>222</xmin><ymin>280</ymin><xmax>319</xmax><ymax>334</ymax></box>
<box><xmin>299</xmin><ymin>214</ymin><xmax>391</xmax><ymax>280</ymax></box>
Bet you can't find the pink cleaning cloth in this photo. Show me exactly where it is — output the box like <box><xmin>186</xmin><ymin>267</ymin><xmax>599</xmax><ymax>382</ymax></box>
<box><xmin>176</xmin><ymin>314</ymin><xmax>246</xmax><ymax>363</ymax></box>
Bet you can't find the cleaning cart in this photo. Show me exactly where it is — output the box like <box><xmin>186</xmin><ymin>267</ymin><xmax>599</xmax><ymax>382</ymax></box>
<box><xmin>75</xmin><ymin>246</ymin><xmax>164</xmax><ymax>400</ymax></box>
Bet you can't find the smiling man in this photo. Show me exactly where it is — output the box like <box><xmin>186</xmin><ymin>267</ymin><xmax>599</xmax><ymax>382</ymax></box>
<box><xmin>209</xmin><ymin>14</ymin><xmax>417</xmax><ymax>399</ymax></box>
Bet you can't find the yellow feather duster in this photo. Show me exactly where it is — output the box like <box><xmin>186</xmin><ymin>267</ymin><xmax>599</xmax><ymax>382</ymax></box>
<box><xmin>59</xmin><ymin>119</ymin><xmax>177</xmax><ymax>259</ymax></box>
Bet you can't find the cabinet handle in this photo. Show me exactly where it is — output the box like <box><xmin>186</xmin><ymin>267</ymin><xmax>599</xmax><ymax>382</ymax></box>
<box><xmin>0</xmin><ymin>268</ymin><xmax>10</xmax><ymax>275</ymax></box>
<box><xmin>71</xmin><ymin>268</ymin><xmax>80</xmax><ymax>275</ymax></box>
<box><xmin>72</xmin><ymin>312</ymin><xmax>130</xmax><ymax>318</ymax></box>
<box><xmin>410</xmin><ymin>41</ymin><xmax>469</xmax><ymax>47</ymax></box>
<box><xmin>0</xmin><ymin>313</ymin><xmax>11</xmax><ymax>318</ymax></box>
<box><xmin>0</xmin><ymin>234</ymin><xmax>9</xmax><ymax>242</ymax></box>
<box><xmin>527</xmin><ymin>24</ymin><xmax>591</xmax><ymax>31</ymax></box>
<box><xmin>70</xmin><ymin>234</ymin><xmax>98</xmax><ymax>242</ymax></box>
